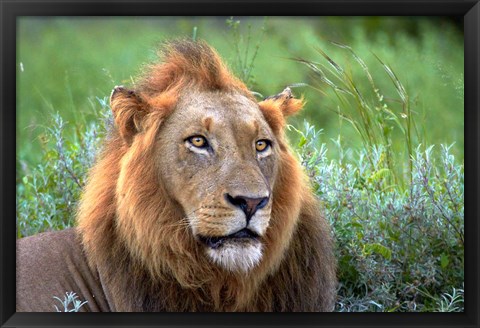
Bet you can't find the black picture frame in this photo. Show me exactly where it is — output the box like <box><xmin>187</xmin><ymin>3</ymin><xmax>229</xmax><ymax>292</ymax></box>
<box><xmin>1</xmin><ymin>1</ymin><xmax>478</xmax><ymax>327</ymax></box>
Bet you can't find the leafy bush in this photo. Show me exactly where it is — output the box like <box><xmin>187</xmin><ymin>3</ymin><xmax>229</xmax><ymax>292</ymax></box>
<box><xmin>16</xmin><ymin>98</ymin><xmax>111</xmax><ymax>238</ymax></box>
<box><xmin>292</xmin><ymin>122</ymin><xmax>463</xmax><ymax>312</ymax></box>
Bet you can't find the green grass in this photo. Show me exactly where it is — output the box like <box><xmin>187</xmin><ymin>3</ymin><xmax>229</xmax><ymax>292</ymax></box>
<box><xmin>17</xmin><ymin>17</ymin><xmax>463</xmax><ymax>172</ymax></box>
<box><xmin>294</xmin><ymin>43</ymin><xmax>421</xmax><ymax>190</ymax></box>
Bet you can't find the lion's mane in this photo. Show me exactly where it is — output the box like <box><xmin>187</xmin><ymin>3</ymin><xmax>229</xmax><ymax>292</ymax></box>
<box><xmin>77</xmin><ymin>40</ymin><xmax>336</xmax><ymax>312</ymax></box>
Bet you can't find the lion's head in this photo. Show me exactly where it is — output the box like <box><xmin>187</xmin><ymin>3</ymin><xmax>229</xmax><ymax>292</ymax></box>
<box><xmin>77</xmin><ymin>40</ymin><xmax>336</xmax><ymax>311</ymax></box>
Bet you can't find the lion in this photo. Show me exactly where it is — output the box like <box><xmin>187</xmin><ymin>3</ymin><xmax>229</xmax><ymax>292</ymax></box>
<box><xmin>16</xmin><ymin>40</ymin><xmax>337</xmax><ymax>312</ymax></box>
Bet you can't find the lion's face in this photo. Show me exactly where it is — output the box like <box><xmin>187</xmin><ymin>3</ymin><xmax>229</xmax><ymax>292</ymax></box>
<box><xmin>155</xmin><ymin>89</ymin><xmax>279</xmax><ymax>272</ymax></box>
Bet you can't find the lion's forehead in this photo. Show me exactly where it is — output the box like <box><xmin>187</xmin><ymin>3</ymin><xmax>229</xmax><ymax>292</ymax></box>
<box><xmin>177</xmin><ymin>90</ymin><xmax>260</xmax><ymax>118</ymax></box>
<box><xmin>174</xmin><ymin>90</ymin><xmax>272</xmax><ymax>138</ymax></box>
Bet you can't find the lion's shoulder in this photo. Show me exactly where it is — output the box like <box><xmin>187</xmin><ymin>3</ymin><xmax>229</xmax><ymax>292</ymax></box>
<box><xmin>16</xmin><ymin>228</ymin><xmax>111</xmax><ymax>312</ymax></box>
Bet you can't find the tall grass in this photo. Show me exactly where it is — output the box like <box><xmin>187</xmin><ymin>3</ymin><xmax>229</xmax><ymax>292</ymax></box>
<box><xmin>226</xmin><ymin>16</ymin><xmax>267</xmax><ymax>90</ymax></box>
<box><xmin>293</xmin><ymin>42</ymin><xmax>427</xmax><ymax>190</ymax></box>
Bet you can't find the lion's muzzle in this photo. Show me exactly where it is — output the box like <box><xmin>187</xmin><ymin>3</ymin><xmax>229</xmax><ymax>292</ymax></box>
<box><xmin>224</xmin><ymin>193</ymin><xmax>269</xmax><ymax>224</ymax></box>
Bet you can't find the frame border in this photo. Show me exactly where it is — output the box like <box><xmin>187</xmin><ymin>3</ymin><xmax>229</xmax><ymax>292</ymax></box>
<box><xmin>2</xmin><ymin>1</ymin><xmax>478</xmax><ymax>327</ymax></box>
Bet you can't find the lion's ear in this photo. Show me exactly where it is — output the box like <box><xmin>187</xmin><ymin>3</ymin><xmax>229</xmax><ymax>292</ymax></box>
<box><xmin>262</xmin><ymin>87</ymin><xmax>304</xmax><ymax>116</ymax></box>
<box><xmin>258</xmin><ymin>87</ymin><xmax>305</xmax><ymax>133</ymax></box>
<box><xmin>110</xmin><ymin>86</ymin><xmax>149</xmax><ymax>143</ymax></box>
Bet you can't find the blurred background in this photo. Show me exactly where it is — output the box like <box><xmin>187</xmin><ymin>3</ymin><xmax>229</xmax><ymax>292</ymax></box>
<box><xmin>17</xmin><ymin>16</ymin><xmax>463</xmax><ymax>173</ymax></box>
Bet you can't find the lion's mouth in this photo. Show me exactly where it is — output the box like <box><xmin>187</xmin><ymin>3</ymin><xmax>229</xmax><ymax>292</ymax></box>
<box><xmin>198</xmin><ymin>228</ymin><xmax>259</xmax><ymax>249</ymax></box>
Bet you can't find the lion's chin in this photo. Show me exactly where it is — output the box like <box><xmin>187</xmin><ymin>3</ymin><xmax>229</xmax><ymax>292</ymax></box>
<box><xmin>197</xmin><ymin>228</ymin><xmax>263</xmax><ymax>272</ymax></box>
<box><xmin>205</xmin><ymin>240</ymin><xmax>263</xmax><ymax>273</ymax></box>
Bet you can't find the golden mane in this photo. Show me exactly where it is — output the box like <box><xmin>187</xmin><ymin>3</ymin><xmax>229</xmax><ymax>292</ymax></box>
<box><xmin>76</xmin><ymin>39</ymin><xmax>336</xmax><ymax>311</ymax></box>
<box><xmin>139</xmin><ymin>40</ymin><xmax>250</xmax><ymax>96</ymax></box>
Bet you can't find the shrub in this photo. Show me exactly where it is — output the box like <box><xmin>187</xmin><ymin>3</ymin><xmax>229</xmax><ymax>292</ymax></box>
<box><xmin>292</xmin><ymin>121</ymin><xmax>464</xmax><ymax>312</ymax></box>
<box><xmin>16</xmin><ymin>98</ymin><xmax>111</xmax><ymax>238</ymax></box>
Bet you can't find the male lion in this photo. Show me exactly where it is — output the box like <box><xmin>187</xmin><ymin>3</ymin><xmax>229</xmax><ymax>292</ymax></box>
<box><xmin>16</xmin><ymin>40</ymin><xmax>337</xmax><ymax>312</ymax></box>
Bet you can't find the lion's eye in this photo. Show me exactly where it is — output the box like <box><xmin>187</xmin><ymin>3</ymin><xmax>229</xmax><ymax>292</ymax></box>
<box><xmin>255</xmin><ymin>140</ymin><xmax>271</xmax><ymax>152</ymax></box>
<box><xmin>188</xmin><ymin>136</ymin><xmax>208</xmax><ymax>148</ymax></box>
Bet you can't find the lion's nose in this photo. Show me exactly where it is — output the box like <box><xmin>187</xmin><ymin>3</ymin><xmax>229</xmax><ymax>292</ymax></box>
<box><xmin>225</xmin><ymin>194</ymin><xmax>269</xmax><ymax>224</ymax></box>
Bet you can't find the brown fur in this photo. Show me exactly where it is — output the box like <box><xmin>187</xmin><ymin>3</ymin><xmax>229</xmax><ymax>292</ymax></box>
<box><xmin>76</xmin><ymin>39</ymin><xmax>336</xmax><ymax>311</ymax></box>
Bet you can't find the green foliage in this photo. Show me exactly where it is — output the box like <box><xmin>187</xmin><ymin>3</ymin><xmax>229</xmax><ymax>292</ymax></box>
<box><xmin>434</xmin><ymin>286</ymin><xmax>464</xmax><ymax>312</ymax></box>
<box><xmin>16</xmin><ymin>98</ymin><xmax>111</xmax><ymax>238</ymax></box>
<box><xmin>293</xmin><ymin>121</ymin><xmax>464</xmax><ymax>312</ymax></box>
